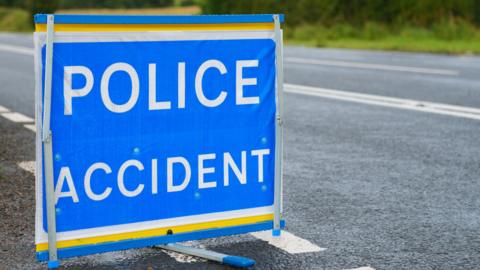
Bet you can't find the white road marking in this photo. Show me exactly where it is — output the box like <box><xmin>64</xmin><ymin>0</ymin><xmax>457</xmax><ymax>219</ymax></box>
<box><xmin>285</xmin><ymin>83</ymin><xmax>480</xmax><ymax>121</ymax></box>
<box><xmin>345</xmin><ymin>267</ymin><xmax>376</xmax><ymax>270</ymax></box>
<box><xmin>285</xmin><ymin>57</ymin><xmax>459</xmax><ymax>76</ymax></box>
<box><xmin>0</xmin><ymin>43</ymin><xmax>34</xmax><ymax>56</ymax></box>
<box><xmin>250</xmin><ymin>230</ymin><xmax>325</xmax><ymax>254</ymax></box>
<box><xmin>0</xmin><ymin>111</ymin><xmax>34</xmax><ymax>123</ymax></box>
<box><xmin>0</xmin><ymin>106</ymin><xmax>36</xmax><ymax>132</ymax></box>
<box><xmin>24</xmin><ymin>124</ymin><xmax>36</xmax><ymax>132</ymax></box>
<box><xmin>18</xmin><ymin>161</ymin><xmax>35</xmax><ymax>174</ymax></box>
<box><xmin>0</xmin><ymin>105</ymin><xmax>9</xmax><ymax>112</ymax></box>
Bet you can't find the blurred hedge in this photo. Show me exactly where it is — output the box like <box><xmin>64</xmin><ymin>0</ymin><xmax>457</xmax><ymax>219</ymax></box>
<box><xmin>0</xmin><ymin>0</ymin><xmax>175</xmax><ymax>11</ymax></box>
<box><xmin>25</xmin><ymin>0</ymin><xmax>60</xmax><ymax>17</ymax></box>
<box><xmin>59</xmin><ymin>0</ymin><xmax>174</xmax><ymax>9</ymax></box>
<box><xmin>0</xmin><ymin>7</ymin><xmax>31</xmax><ymax>31</ymax></box>
<box><xmin>200</xmin><ymin>0</ymin><xmax>480</xmax><ymax>27</ymax></box>
<box><xmin>0</xmin><ymin>0</ymin><xmax>175</xmax><ymax>25</ymax></box>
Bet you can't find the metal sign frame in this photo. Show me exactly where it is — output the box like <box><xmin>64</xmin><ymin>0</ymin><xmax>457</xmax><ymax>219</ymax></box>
<box><xmin>41</xmin><ymin>14</ymin><xmax>59</xmax><ymax>269</ymax></box>
<box><xmin>34</xmin><ymin>14</ymin><xmax>285</xmax><ymax>268</ymax></box>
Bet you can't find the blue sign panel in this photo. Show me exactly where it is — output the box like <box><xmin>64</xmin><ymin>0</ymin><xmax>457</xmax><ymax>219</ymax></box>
<box><xmin>42</xmin><ymin>38</ymin><xmax>276</xmax><ymax>232</ymax></box>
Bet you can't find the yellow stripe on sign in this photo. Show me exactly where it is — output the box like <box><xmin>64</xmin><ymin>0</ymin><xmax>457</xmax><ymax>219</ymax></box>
<box><xmin>34</xmin><ymin>23</ymin><xmax>274</xmax><ymax>32</ymax></box>
<box><xmin>36</xmin><ymin>214</ymin><xmax>273</xmax><ymax>251</ymax></box>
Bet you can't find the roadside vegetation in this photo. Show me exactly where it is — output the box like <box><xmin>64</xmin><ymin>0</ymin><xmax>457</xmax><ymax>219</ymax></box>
<box><xmin>56</xmin><ymin>6</ymin><xmax>199</xmax><ymax>15</ymax></box>
<box><xmin>286</xmin><ymin>21</ymin><xmax>480</xmax><ymax>54</ymax></box>
<box><xmin>1</xmin><ymin>0</ymin><xmax>480</xmax><ymax>54</ymax></box>
<box><xmin>0</xmin><ymin>0</ymin><xmax>198</xmax><ymax>32</ymax></box>
<box><xmin>202</xmin><ymin>0</ymin><xmax>480</xmax><ymax>55</ymax></box>
<box><xmin>0</xmin><ymin>7</ymin><xmax>30</xmax><ymax>31</ymax></box>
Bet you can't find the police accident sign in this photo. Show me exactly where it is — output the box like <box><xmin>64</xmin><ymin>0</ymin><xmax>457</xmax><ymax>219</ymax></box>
<box><xmin>34</xmin><ymin>15</ymin><xmax>284</xmax><ymax>259</ymax></box>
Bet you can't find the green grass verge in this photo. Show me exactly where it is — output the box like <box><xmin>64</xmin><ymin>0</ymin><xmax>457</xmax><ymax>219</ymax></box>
<box><xmin>286</xmin><ymin>37</ymin><xmax>480</xmax><ymax>54</ymax></box>
<box><xmin>286</xmin><ymin>22</ymin><xmax>480</xmax><ymax>55</ymax></box>
<box><xmin>0</xmin><ymin>7</ymin><xmax>32</xmax><ymax>32</ymax></box>
<box><xmin>322</xmin><ymin>38</ymin><xmax>480</xmax><ymax>55</ymax></box>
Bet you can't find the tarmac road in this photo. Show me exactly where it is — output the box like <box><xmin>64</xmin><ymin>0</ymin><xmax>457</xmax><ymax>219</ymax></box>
<box><xmin>0</xmin><ymin>33</ymin><xmax>480</xmax><ymax>270</ymax></box>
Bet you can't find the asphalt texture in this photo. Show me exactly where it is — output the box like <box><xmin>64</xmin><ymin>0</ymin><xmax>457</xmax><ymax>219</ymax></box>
<box><xmin>1</xmin><ymin>33</ymin><xmax>480</xmax><ymax>270</ymax></box>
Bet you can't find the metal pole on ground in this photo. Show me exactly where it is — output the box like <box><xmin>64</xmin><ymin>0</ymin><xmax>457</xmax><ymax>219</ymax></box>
<box><xmin>157</xmin><ymin>243</ymin><xmax>256</xmax><ymax>268</ymax></box>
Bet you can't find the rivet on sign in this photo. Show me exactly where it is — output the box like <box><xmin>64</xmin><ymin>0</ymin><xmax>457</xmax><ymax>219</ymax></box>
<box><xmin>194</xmin><ymin>192</ymin><xmax>201</xmax><ymax>200</ymax></box>
<box><xmin>167</xmin><ymin>229</ymin><xmax>173</xmax><ymax>235</ymax></box>
<box><xmin>261</xmin><ymin>137</ymin><xmax>268</xmax><ymax>144</ymax></box>
<box><xmin>55</xmin><ymin>208</ymin><xmax>61</xmax><ymax>214</ymax></box>
<box><xmin>133</xmin><ymin>147</ymin><xmax>140</xmax><ymax>155</ymax></box>
<box><xmin>261</xmin><ymin>185</ymin><xmax>267</xmax><ymax>192</ymax></box>
<box><xmin>54</xmin><ymin>153</ymin><xmax>61</xmax><ymax>161</ymax></box>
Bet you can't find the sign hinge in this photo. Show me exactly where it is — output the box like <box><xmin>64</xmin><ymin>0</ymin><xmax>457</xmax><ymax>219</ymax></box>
<box><xmin>42</xmin><ymin>131</ymin><xmax>51</xmax><ymax>143</ymax></box>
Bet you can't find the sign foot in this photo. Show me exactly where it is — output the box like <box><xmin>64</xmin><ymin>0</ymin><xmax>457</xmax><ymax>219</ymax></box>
<box><xmin>47</xmin><ymin>260</ymin><xmax>60</xmax><ymax>269</ymax></box>
<box><xmin>158</xmin><ymin>243</ymin><xmax>255</xmax><ymax>268</ymax></box>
